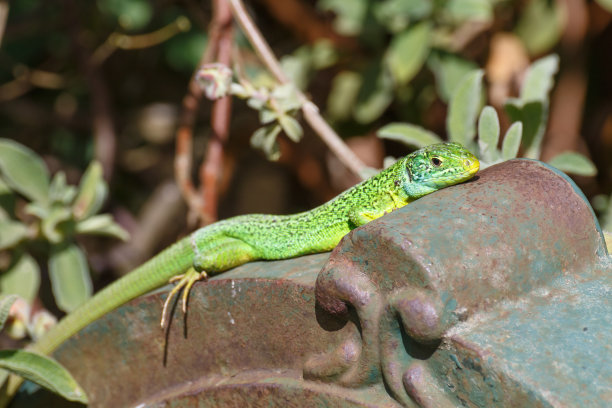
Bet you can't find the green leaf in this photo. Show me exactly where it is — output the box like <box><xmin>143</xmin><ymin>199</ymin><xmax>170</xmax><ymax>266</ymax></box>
<box><xmin>74</xmin><ymin>214</ymin><xmax>129</xmax><ymax>241</ymax></box>
<box><xmin>507</xmin><ymin>55</ymin><xmax>559</xmax><ymax>159</ymax></box>
<box><xmin>318</xmin><ymin>0</ymin><xmax>368</xmax><ymax>36</ymax></box>
<box><xmin>48</xmin><ymin>244</ymin><xmax>92</xmax><ymax>313</ymax></box>
<box><xmin>547</xmin><ymin>152</ymin><xmax>597</xmax><ymax>177</ymax></box>
<box><xmin>41</xmin><ymin>207</ymin><xmax>72</xmax><ymax>244</ymax></box>
<box><xmin>427</xmin><ymin>51</ymin><xmax>478</xmax><ymax>103</ymax></box>
<box><xmin>515</xmin><ymin>0</ymin><xmax>564</xmax><ymax>56</ymax></box>
<box><xmin>504</xmin><ymin>100</ymin><xmax>544</xmax><ymax>159</ymax></box>
<box><xmin>591</xmin><ymin>194</ymin><xmax>608</xmax><ymax>214</ymax></box>
<box><xmin>378</xmin><ymin>123</ymin><xmax>442</xmax><ymax>147</ymax></box>
<box><xmin>48</xmin><ymin>173</ymin><xmax>66</xmax><ymax>202</ymax></box>
<box><xmin>0</xmin><ymin>350</ymin><xmax>88</xmax><ymax>403</ymax></box>
<box><xmin>259</xmin><ymin>108</ymin><xmax>277</xmax><ymax>125</ymax></box>
<box><xmin>596</xmin><ymin>0</ymin><xmax>612</xmax><ymax>13</ymax></box>
<box><xmin>251</xmin><ymin>124</ymin><xmax>282</xmax><ymax>161</ymax></box>
<box><xmin>0</xmin><ymin>295</ymin><xmax>18</xmax><ymax>330</ymax></box>
<box><xmin>271</xmin><ymin>83</ymin><xmax>303</xmax><ymax>113</ymax></box>
<box><xmin>24</xmin><ymin>202</ymin><xmax>48</xmax><ymax>220</ymax></box>
<box><xmin>447</xmin><ymin>70</ymin><xmax>484</xmax><ymax>146</ymax></box>
<box><xmin>0</xmin><ymin>253</ymin><xmax>40</xmax><ymax>303</ymax></box>
<box><xmin>327</xmin><ymin>71</ymin><xmax>361</xmax><ymax>121</ymax></box>
<box><xmin>445</xmin><ymin>0</ymin><xmax>493</xmax><ymax>22</ymax></box>
<box><xmin>0</xmin><ymin>139</ymin><xmax>49</xmax><ymax>204</ymax></box>
<box><xmin>280</xmin><ymin>47</ymin><xmax>312</xmax><ymax>91</ymax></box>
<box><xmin>98</xmin><ymin>0</ymin><xmax>152</xmax><ymax>31</ymax></box>
<box><xmin>49</xmin><ymin>172</ymin><xmax>77</xmax><ymax>205</ymax></box>
<box><xmin>477</xmin><ymin>106</ymin><xmax>500</xmax><ymax>163</ymax></box>
<box><xmin>164</xmin><ymin>32</ymin><xmax>208</xmax><ymax>73</ymax></box>
<box><xmin>593</xmin><ymin>193</ymin><xmax>612</xmax><ymax>232</ymax></box>
<box><xmin>73</xmin><ymin>161</ymin><xmax>108</xmax><ymax>220</ymax></box>
<box><xmin>311</xmin><ymin>40</ymin><xmax>338</xmax><ymax>70</ymax></box>
<box><xmin>0</xmin><ymin>220</ymin><xmax>28</xmax><ymax>250</ymax></box>
<box><xmin>247</xmin><ymin>95</ymin><xmax>266</xmax><ymax>111</ymax></box>
<box><xmin>0</xmin><ymin>177</ymin><xmax>15</xmax><ymax>220</ymax></box>
<box><xmin>501</xmin><ymin>122</ymin><xmax>523</xmax><ymax>160</ymax></box>
<box><xmin>354</xmin><ymin>64</ymin><xmax>394</xmax><ymax>124</ymax></box>
<box><xmin>385</xmin><ymin>22</ymin><xmax>431</xmax><ymax>85</ymax></box>
<box><xmin>0</xmin><ymin>370</ymin><xmax>7</xmax><ymax>393</ymax></box>
<box><xmin>373</xmin><ymin>0</ymin><xmax>432</xmax><ymax>32</ymax></box>
<box><xmin>278</xmin><ymin>115</ymin><xmax>303</xmax><ymax>143</ymax></box>
<box><xmin>521</xmin><ymin>55</ymin><xmax>559</xmax><ymax>103</ymax></box>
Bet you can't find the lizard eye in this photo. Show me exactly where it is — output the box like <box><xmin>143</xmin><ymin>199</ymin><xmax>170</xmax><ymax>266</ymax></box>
<box><xmin>431</xmin><ymin>157</ymin><xmax>442</xmax><ymax>167</ymax></box>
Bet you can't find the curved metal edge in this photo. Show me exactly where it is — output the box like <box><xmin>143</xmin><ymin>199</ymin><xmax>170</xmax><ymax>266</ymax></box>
<box><xmin>521</xmin><ymin>158</ymin><xmax>608</xmax><ymax>257</ymax></box>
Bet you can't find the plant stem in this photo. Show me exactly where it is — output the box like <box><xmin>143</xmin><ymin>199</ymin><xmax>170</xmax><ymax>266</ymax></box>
<box><xmin>228</xmin><ymin>0</ymin><xmax>368</xmax><ymax>178</ymax></box>
<box><xmin>199</xmin><ymin>0</ymin><xmax>234</xmax><ymax>225</ymax></box>
<box><xmin>175</xmin><ymin>7</ymin><xmax>226</xmax><ymax>224</ymax></box>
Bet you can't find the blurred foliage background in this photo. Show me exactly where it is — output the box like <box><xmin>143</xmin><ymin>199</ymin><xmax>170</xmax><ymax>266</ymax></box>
<box><xmin>1</xmin><ymin>0</ymin><xmax>612</xmax><ymax>338</ymax></box>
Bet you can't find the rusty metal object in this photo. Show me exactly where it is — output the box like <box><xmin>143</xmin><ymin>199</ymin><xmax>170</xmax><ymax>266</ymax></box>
<box><xmin>14</xmin><ymin>160</ymin><xmax>612</xmax><ymax>407</ymax></box>
<box><xmin>312</xmin><ymin>159</ymin><xmax>610</xmax><ymax>406</ymax></box>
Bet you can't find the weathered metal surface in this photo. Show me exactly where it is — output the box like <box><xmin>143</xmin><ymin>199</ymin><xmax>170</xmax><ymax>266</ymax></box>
<box><xmin>14</xmin><ymin>253</ymin><xmax>399</xmax><ymax>407</ymax></box>
<box><xmin>312</xmin><ymin>159</ymin><xmax>611</xmax><ymax>406</ymax></box>
<box><xmin>13</xmin><ymin>159</ymin><xmax>612</xmax><ymax>407</ymax></box>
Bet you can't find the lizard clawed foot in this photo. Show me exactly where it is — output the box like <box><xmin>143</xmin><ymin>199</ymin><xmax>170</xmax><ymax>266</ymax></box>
<box><xmin>160</xmin><ymin>268</ymin><xmax>207</xmax><ymax>328</ymax></box>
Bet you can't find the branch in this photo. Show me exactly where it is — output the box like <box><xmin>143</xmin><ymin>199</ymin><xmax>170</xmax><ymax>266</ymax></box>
<box><xmin>174</xmin><ymin>21</ymin><xmax>222</xmax><ymax>224</ymax></box>
<box><xmin>175</xmin><ymin>72</ymin><xmax>205</xmax><ymax>224</ymax></box>
<box><xmin>0</xmin><ymin>66</ymin><xmax>67</xmax><ymax>102</ymax></box>
<box><xmin>174</xmin><ymin>0</ymin><xmax>233</xmax><ymax>225</ymax></box>
<box><xmin>0</xmin><ymin>0</ymin><xmax>8</xmax><ymax>47</ymax></box>
<box><xmin>199</xmin><ymin>0</ymin><xmax>234</xmax><ymax>225</ymax></box>
<box><xmin>228</xmin><ymin>0</ymin><xmax>368</xmax><ymax>178</ymax></box>
<box><xmin>91</xmin><ymin>17</ymin><xmax>191</xmax><ymax>66</ymax></box>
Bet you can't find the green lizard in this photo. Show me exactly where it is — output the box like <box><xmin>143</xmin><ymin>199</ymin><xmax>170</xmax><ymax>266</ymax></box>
<box><xmin>30</xmin><ymin>142</ymin><xmax>478</xmax><ymax>357</ymax></box>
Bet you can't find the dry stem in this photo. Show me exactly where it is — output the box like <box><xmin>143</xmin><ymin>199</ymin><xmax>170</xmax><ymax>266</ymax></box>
<box><xmin>228</xmin><ymin>0</ymin><xmax>368</xmax><ymax>178</ymax></box>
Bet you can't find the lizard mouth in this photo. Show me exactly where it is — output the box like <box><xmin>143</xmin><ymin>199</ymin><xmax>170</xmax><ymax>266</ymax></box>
<box><xmin>462</xmin><ymin>158</ymin><xmax>480</xmax><ymax>178</ymax></box>
<box><xmin>434</xmin><ymin>158</ymin><xmax>480</xmax><ymax>184</ymax></box>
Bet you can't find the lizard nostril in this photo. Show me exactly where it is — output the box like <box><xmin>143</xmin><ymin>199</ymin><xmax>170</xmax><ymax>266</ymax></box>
<box><xmin>464</xmin><ymin>159</ymin><xmax>472</xmax><ymax>167</ymax></box>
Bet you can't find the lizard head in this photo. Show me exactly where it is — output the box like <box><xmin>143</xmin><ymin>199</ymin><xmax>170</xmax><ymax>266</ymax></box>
<box><xmin>401</xmin><ymin>142</ymin><xmax>480</xmax><ymax>198</ymax></box>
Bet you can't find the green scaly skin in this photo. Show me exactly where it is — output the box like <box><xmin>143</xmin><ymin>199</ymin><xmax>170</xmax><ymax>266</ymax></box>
<box><xmin>31</xmin><ymin>142</ymin><xmax>479</xmax><ymax>356</ymax></box>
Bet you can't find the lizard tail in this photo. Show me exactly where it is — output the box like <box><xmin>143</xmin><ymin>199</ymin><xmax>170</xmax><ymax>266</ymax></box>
<box><xmin>31</xmin><ymin>237</ymin><xmax>194</xmax><ymax>355</ymax></box>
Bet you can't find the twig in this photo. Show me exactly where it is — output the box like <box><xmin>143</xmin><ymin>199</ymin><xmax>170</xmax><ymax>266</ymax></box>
<box><xmin>199</xmin><ymin>0</ymin><xmax>233</xmax><ymax>225</ymax></box>
<box><xmin>229</xmin><ymin>0</ymin><xmax>287</xmax><ymax>82</ymax></box>
<box><xmin>0</xmin><ymin>77</ymin><xmax>29</xmax><ymax>102</ymax></box>
<box><xmin>91</xmin><ymin>17</ymin><xmax>191</xmax><ymax>66</ymax></box>
<box><xmin>175</xmin><ymin>73</ymin><xmax>205</xmax><ymax>225</ymax></box>
<box><xmin>174</xmin><ymin>0</ymin><xmax>231</xmax><ymax>224</ymax></box>
<box><xmin>0</xmin><ymin>0</ymin><xmax>8</xmax><ymax>48</ymax></box>
<box><xmin>228</xmin><ymin>0</ymin><xmax>368</xmax><ymax>178</ymax></box>
<box><xmin>0</xmin><ymin>66</ymin><xmax>68</xmax><ymax>102</ymax></box>
<box><xmin>175</xmin><ymin>28</ymin><xmax>221</xmax><ymax>225</ymax></box>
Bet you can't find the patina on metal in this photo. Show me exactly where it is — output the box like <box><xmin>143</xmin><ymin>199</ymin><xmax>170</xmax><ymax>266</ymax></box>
<box><xmin>311</xmin><ymin>159</ymin><xmax>610</xmax><ymax>407</ymax></box>
<box><xmin>14</xmin><ymin>159</ymin><xmax>612</xmax><ymax>407</ymax></box>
